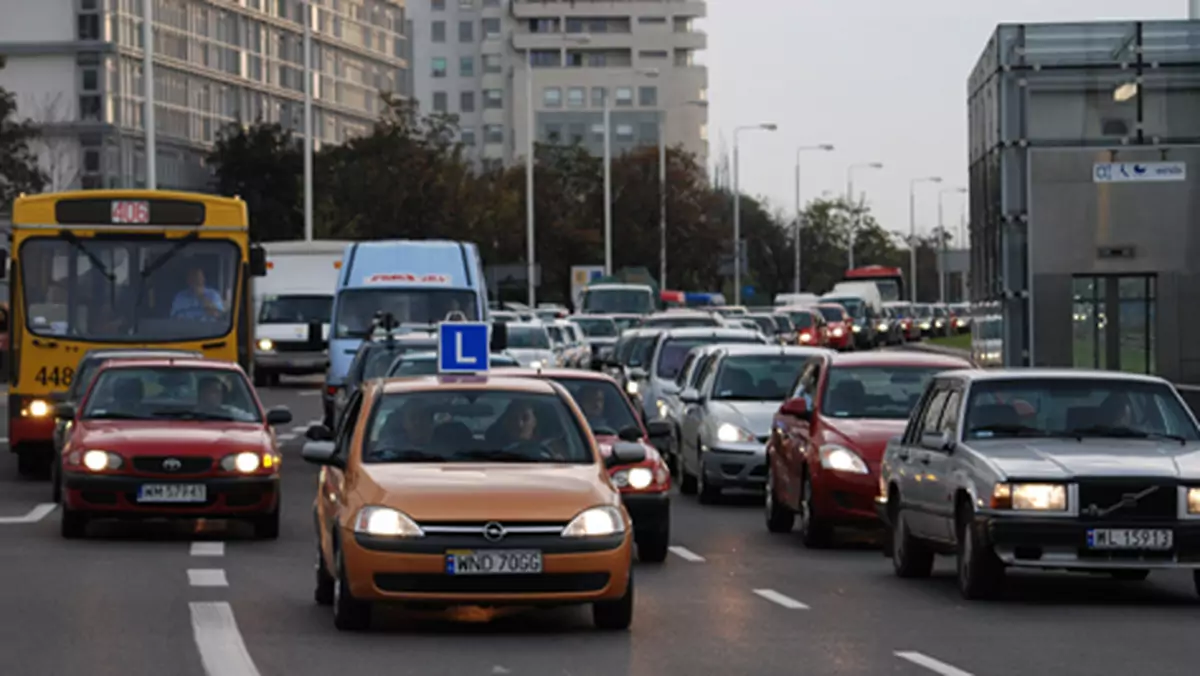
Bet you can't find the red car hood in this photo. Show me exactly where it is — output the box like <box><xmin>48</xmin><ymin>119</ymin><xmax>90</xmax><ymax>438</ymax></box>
<box><xmin>71</xmin><ymin>420</ymin><xmax>271</xmax><ymax>456</ymax></box>
<box><xmin>594</xmin><ymin>433</ymin><xmax>664</xmax><ymax>466</ymax></box>
<box><xmin>821</xmin><ymin>417</ymin><xmax>907</xmax><ymax>465</ymax></box>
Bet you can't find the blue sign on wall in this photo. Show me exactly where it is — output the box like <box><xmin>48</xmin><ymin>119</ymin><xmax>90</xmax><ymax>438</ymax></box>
<box><xmin>438</xmin><ymin>323</ymin><xmax>490</xmax><ymax>373</ymax></box>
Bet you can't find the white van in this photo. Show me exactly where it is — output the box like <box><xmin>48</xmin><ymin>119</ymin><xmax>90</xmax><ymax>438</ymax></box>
<box><xmin>774</xmin><ymin>292</ymin><xmax>820</xmax><ymax>307</ymax></box>
<box><xmin>826</xmin><ymin>281</ymin><xmax>882</xmax><ymax>314</ymax></box>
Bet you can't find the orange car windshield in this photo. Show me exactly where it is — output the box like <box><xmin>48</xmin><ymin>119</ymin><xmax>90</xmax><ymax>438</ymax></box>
<box><xmin>363</xmin><ymin>390</ymin><xmax>593</xmax><ymax>464</ymax></box>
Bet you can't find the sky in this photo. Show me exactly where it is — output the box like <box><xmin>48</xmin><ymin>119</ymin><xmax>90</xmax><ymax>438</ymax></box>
<box><xmin>702</xmin><ymin>0</ymin><xmax>1186</xmax><ymax>244</ymax></box>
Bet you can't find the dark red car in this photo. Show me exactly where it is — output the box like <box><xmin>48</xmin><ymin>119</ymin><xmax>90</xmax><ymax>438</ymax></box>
<box><xmin>814</xmin><ymin>303</ymin><xmax>854</xmax><ymax>351</ymax></box>
<box><xmin>492</xmin><ymin>367</ymin><xmax>674</xmax><ymax>562</ymax></box>
<box><xmin>764</xmin><ymin>351</ymin><xmax>973</xmax><ymax>547</ymax></box>
<box><xmin>53</xmin><ymin>358</ymin><xmax>294</xmax><ymax>539</ymax></box>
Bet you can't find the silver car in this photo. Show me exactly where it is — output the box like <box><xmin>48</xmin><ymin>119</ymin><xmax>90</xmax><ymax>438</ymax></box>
<box><xmin>635</xmin><ymin>326</ymin><xmax>769</xmax><ymax>425</ymax></box>
<box><xmin>880</xmin><ymin>368</ymin><xmax>1200</xmax><ymax>600</ymax></box>
<box><xmin>677</xmin><ymin>344</ymin><xmax>833</xmax><ymax>503</ymax></box>
<box><xmin>502</xmin><ymin>322</ymin><xmax>557</xmax><ymax>368</ymax></box>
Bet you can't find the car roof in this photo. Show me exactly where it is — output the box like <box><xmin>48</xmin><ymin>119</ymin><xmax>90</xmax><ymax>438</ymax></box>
<box><xmin>488</xmin><ymin>367</ymin><xmax>619</xmax><ymax>384</ymax></box>
<box><xmin>391</xmin><ymin>351</ymin><xmax>516</xmax><ymax>362</ymax></box>
<box><xmin>659</xmin><ymin>327</ymin><xmax>763</xmax><ymax>339</ymax></box>
<box><xmin>95</xmin><ymin>357</ymin><xmax>240</xmax><ymax>371</ymax></box>
<box><xmin>377</xmin><ymin>375</ymin><xmax>564</xmax><ymax>395</ymax></box>
<box><xmin>940</xmin><ymin>368</ymin><xmax>1171</xmax><ymax>385</ymax></box>
<box><xmin>716</xmin><ymin>344</ymin><xmax>835</xmax><ymax>358</ymax></box>
<box><xmin>648</xmin><ymin>310</ymin><xmax>714</xmax><ymax>318</ymax></box>
<box><xmin>828</xmin><ymin>351</ymin><xmax>974</xmax><ymax>368</ymax></box>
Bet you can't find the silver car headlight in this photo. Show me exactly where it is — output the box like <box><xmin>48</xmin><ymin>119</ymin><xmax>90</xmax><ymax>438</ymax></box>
<box><xmin>561</xmin><ymin>506</ymin><xmax>626</xmax><ymax>537</ymax></box>
<box><xmin>626</xmin><ymin>380</ymin><xmax>639</xmax><ymax>395</ymax></box>
<box><xmin>257</xmin><ymin>338</ymin><xmax>274</xmax><ymax>352</ymax></box>
<box><xmin>655</xmin><ymin>399</ymin><xmax>669</xmax><ymax>419</ymax></box>
<box><xmin>354</xmin><ymin>506</ymin><xmax>425</xmax><ymax>537</ymax></box>
<box><xmin>818</xmin><ymin>444</ymin><xmax>868</xmax><ymax>474</ymax></box>
<box><xmin>992</xmin><ymin>483</ymin><xmax>1067</xmax><ymax>511</ymax></box>
<box><xmin>716</xmin><ymin>423</ymin><xmax>755</xmax><ymax>443</ymax></box>
<box><xmin>1187</xmin><ymin>488</ymin><xmax>1200</xmax><ymax>514</ymax></box>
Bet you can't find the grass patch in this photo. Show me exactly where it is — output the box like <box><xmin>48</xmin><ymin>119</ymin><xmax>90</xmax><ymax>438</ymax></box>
<box><xmin>929</xmin><ymin>333</ymin><xmax>971</xmax><ymax>351</ymax></box>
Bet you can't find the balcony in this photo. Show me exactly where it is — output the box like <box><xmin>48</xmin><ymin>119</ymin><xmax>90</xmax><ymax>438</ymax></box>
<box><xmin>672</xmin><ymin>30</ymin><xmax>706</xmax><ymax>51</ymax></box>
<box><xmin>511</xmin><ymin>0</ymin><xmax>706</xmax><ymax>20</ymax></box>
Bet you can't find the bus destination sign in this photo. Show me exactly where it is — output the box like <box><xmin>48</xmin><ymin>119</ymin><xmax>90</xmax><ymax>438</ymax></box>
<box><xmin>111</xmin><ymin>200</ymin><xmax>151</xmax><ymax>224</ymax></box>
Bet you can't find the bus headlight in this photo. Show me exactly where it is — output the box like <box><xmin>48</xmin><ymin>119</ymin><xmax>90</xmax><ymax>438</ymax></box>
<box><xmin>27</xmin><ymin>399</ymin><xmax>50</xmax><ymax>417</ymax></box>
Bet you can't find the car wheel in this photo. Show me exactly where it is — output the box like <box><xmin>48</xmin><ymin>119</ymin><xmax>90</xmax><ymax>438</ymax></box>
<box><xmin>51</xmin><ymin>454</ymin><xmax>62</xmax><ymax>504</ymax></box>
<box><xmin>332</xmin><ymin>549</ymin><xmax>371</xmax><ymax>631</ymax></box>
<box><xmin>798</xmin><ymin>471</ymin><xmax>832</xmax><ymax>548</ymax></box>
<box><xmin>764</xmin><ymin>462</ymin><xmax>794</xmax><ymax>534</ymax></box>
<box><xmin>315</xmin><ymin>545</ymin><xmax>335</xmax><ymax>605</ymax></box>
<box><xmin>60</xmin><ymin>506</ymin><xmax>87</xmax><ymax>539</ymax></box>
<box><xmin>636</xmin><ymin>526</ymin><xmax>669</xmax><ymax>564</ymax></box>
<box><xmin>956</xmin><ymin>505</ymin><xmax>1005</xmax><ymax>599</ymax></box>
<box><xmin>592</xmin><ymin>570</ymin><xmax>634</xmax><ymax>630</ymax></box>
<box><xmin>252</xmin><ymin>508</ymin><xmax>280</xmax><ymax>540</ymax></box>
<box><xmin>891</xmin><ymin>506</ymin><xmax>933</xmax><ymax>578</ymax></box>
<box><xmin>1111</xmin><ymin>569</ymin><xmax>1150</xmax><ymax>582</ymax></box>
<box><xmin>697</xmin><ymin>456</ymin><xmax>720</xmax><ymax>505</ymax></box>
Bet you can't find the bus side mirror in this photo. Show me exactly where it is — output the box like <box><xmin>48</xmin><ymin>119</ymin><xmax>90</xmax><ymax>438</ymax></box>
<box><xmin>490</xmin><ymin>321</ymin><xmax>508</xmax><ymax>352</ymax></box>
<box><xmin>249</xmin><ymin>245</ymin><xmax>267</xmax><ymax>277</ymax></box>
<box><xmin>0</xmin><ymin>248</ymin><xmax>7</xmax><ymax>280</ymax></box>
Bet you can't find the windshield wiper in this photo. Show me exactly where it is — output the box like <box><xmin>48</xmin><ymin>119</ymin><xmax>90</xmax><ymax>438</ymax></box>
<box><xmin>1069</xmin><ymin>425</ymin><xmax>1187</xmax><ymax>445</ymax></box>
<box><xmin>455</xmin><ymin>450</ymin><xmax>541</xmax><ymax>462</ymax></box>
<box><xmin>368</xmin><ymin>448</ymin><xmax>447</xmax><ymax>462</ymax></box>
<box><xmin>140</xmin><ymin>231</ymin><xmax>199</xmax><ymax>280</ymax></box>
<box><xmin>59</xmin><ymin>232</ymin><xmax>115</xmax><ymax>283</ymax></box>
<box><xmin>151</xmin><ymin>408</ymin><xmax>237</xmax><ymax>421</ymax></box>
<box><xmin>83</xmin><ymin>412</ymin><xmax>145</xmax><ymax>420</ymax></box>
<box><xmin>968</xmin><ymin>423</ymin><xmax>1063</xmax><ymax>438</ymax></box>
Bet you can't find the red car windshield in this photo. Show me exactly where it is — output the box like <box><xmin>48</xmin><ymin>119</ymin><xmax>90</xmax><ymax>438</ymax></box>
<box><xmin>550</xmin><ymin>378</ymin><xmax>640</xmax><ymax>437</ymax></box>
<box><xmin>82</xmin><ymin>367</ymin><xmax>261</xmax><ymax>422</ymax></box>
<box><xmin>821</xmin><ymin>366</ymin><xmax>946</xmax><ymax>419</ymax></box>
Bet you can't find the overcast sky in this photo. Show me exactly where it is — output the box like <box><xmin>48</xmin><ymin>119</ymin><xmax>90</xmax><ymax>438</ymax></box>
<box><xmin>703</xmin><ymin>0</ymin><xmax>1186</xmax><ymax>244</ymax></box>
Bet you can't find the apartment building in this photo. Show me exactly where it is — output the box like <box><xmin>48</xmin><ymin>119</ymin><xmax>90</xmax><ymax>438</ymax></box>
<box><xmin>0</xmin><ymin>0</ymin><xmax>408</xmax><ymax>192</ymax></box>
<box><xmin>409</xmin><ymin>0</ymin><xmax>708</xmax><ymax>166</ymax></box>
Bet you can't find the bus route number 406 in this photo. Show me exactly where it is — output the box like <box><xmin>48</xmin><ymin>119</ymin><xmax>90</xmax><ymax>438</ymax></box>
<box><xmin>34</xmin><ymin>366</ymin><xmax>74</xmax><ymax>387</ymax></box>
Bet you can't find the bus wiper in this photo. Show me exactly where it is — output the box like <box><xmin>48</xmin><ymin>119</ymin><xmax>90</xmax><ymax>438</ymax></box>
<box><xmin>141</xmin><ymin>231</ymin><xmax>199</xmax><ymax>279</ymax></box>
<box><xmin>59</xmin><ymin>231</ymin><xmax>114</xmax><ymax>282</ymax></box>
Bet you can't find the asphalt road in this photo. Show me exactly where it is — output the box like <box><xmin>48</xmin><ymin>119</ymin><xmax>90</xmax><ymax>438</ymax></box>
<box><xmin>1</xmin><ymin>376</ymin><xmax>1199</xmax><ymax>676</ymax></box>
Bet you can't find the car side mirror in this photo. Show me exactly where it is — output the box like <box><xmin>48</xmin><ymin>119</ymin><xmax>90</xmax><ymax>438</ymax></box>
<box><xmin>645</xmin><ymin>420</ymin><xmax>672</xmax><ymax>439</ymax></box>
<box><xmin>306</xmin><ymin>424</ymin><xmax>334</xmax><ymax>441</ymax></box>
<box><xmin>490</xmin><ymin>321</ymin><xmax>508</xmax><ymax>352</ymax></box>
<box><xmin>780</xmin><ymin>397</ymin><xmax>810</xmax><ymax>419</ymax></box>
<box><xmin>605</xmin><ymin>441</ymin><xmax>647</xmax><ymax>468</ymax></box>
<box><xmin>301</xmin><ymin>441</ymin><xmax>343</xmax><ymax>467</ymax></box>
<box><xmin>617</xmin><ymin>425</ymin><xmax>643</xmax><ymax>442</ymax></box>
<box><xmin>54</xmin><ymin>403</ymin><xmax>76</xmax><ymax>420</ymax></box>
<box><xmin>679</xmin><ymin>389</ymin><xmax>701</xmax><ymax>404</ymax></box>
<box><xmin>249</xmin><ymin>245</ymin><xmax>268</xmax><ymax>277</ymax></box>
<box><xmin>628</xmin><ymin>367</ymin><xmax>648</xmax><ymax>380</ymax></box>
<box><xmin>920</xmin><ymin>430</ymin><xmax>954</xmax><ymax>451</ymax></box>
<box><xmin>266</xmin><ymin>406</ymin><xmax>293</xmax><ymax>426</ymax></box>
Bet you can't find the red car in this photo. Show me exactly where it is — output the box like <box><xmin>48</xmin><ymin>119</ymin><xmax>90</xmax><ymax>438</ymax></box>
<box><xmin>814</xmin><ymin>303</ymin><xmax>854</xmax><ymax>351</ymax></box>
<box><xmin>493</xmin><ymin>367</ymin><xmax>674</xmax><ymax>562</ymax></box>
<box><xmin>52</xmin><ymin>358</ymin><xmax>293</xmax><ymax>539</ymax></box>
<box><xmin>764</xmin><ymin>351</ymin><xmax>973</xmax><ymax>547</ymax></box>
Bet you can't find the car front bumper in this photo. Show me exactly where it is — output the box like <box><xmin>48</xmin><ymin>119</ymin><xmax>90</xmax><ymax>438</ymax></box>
<box><xmin>812</xmin><ymin>466</ymin><xmax>882</xmax><ymax>527</ymax></box>
<box><xmin>982</xmin><ymin>515</ymin><xmax>1200</xmax><ymax>569</ymax></box>
<box><xmin>256</xmin><ymin>351</ymin><xmax>328</xmax><ymax>375</ymax></box>
<box><xmin>63</xmin><ymin>474</ymin><xmax>279</xmax><ymax>517</ymax></box>
<box><xmin>701</xmin><ymin>443</ymin><xmax>766</xmax><ymax>489</ymax></box>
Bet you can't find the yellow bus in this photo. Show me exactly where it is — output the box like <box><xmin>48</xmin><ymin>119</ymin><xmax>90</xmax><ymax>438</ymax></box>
<box><xmin>5</xmin><ymin>190</ymin><xmax>266</xmax><ymax>475</ymax></box>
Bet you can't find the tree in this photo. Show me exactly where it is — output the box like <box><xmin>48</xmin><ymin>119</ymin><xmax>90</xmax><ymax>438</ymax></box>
<box><xmin>0</xmin><ymin>55</ymin><xmax>48</xmax><ymax>210</ymax></box>
<box><xmin>26</xmin><ymin>93</ymin><xmax>80</xmax><ymax>191</ymax></box>
<box><xmin>207</xmin><ymin>120</ymin><xmax>303</xmax><ymax>241</ymax></box>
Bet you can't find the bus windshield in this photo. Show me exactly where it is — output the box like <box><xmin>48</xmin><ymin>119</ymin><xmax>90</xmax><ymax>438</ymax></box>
<box><xmin>20</xmin><ymin>237</ymin><xmax>240</xmax><ymax>342</ymax></box>
<box><xmin>581</xmin><ymin>288</ymin><xmax>654</xmax><ymax>314</ymax></box>
<box><xmin>259</xmin><ymin>294</ymin><xmax>332</xmax><ymax>324</ymax></box>
<box><xmin>333</xmin><ymin>288</ymin><xmax>480</xmax><ymax>338</ymax></box>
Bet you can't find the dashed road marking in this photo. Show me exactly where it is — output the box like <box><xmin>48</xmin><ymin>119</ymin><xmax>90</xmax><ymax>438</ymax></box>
<box><xmin>190</xmin><ymin>602</ymin><xmax>262</xmax><ymax>676</ymax></box>
<box><xmin>298</xmin><ymin>390</ymin><xmax>320</xmax><ymax>397</ymax></box>
<box><xmin>0</xmin><ymin>503</ymin><xmax>57</xmax><ymax>524</ymax></box>
<box><xmin>0</xmin><ymin>436</ymin><xmax>9</xmax><ymax>444</ymax></box>
<box><xmin>895</xmin><ymin>652</ymin><xmax>974</xmax><ymax>676</ymax></box>
<box><xmin>668</xmin><ymin>546</ymin><xmax>706</xmax><ymax>562</ymax></box>
<box><xmin>290</xmin><ymin>426</ymin><xmax>308</xmax><ymax>434</ymax></box>
<box><xmin>752</xmin><ymin>588</ymin><xmax>809</xmax><ymax>610</ymax></box>
<box><xmin>190</xmin><ymin>542</ymin><xmax>225</xmax><ymax>557</ymax></box>
<box><xmin>188</xmin><ymin>569</ymin><xmax>229</xmax><ymax>587</ymax></box>
<box><xmin>277</xmin><ymin>434</ymin><xmax>297</xmax><ymax>441</ymax></box>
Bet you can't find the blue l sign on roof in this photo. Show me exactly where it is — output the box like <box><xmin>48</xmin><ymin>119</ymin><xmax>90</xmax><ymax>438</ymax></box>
<box><xmin>438</xmin><ymin>322</ymin><xmax>490</xmax><ymax>373</ymax></box>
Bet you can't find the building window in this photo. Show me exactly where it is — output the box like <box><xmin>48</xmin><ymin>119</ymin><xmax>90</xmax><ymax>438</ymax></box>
<box><xmin>460</xmin><ymin>91</ymin><xmax>475</xmax><ymax>112</ymax></box>
<box><xmin>482</xmin><ymin>0</ymin><xmax>500</xmax><ymax>6</ymax></box>
<box><xmin>638</xmin><ymin>16</ymin><xmax>667</xmax><ymax>24</ymax></box>
<box><xmin>567</xmin><ymin>87</ymin><xmax>585</xmax><ymax>108</ymax></box>
<box><xmin>81</xmin><ymin>67</ymin><xmax>99</xmax><ymax>92</ymax></box>
<box><xmin>77</xmin><ymin>14</ymin><xmax>100</xmax><ymax>40</ymax></box>
<box><xmin>79</xmin><ymin>95</ymin><xmax>101</xmax><ymax>121</ymax></box>
<box><xmin>566</xmin><ymin>18</ymin><xmax>585</xmax><ymax>33</ymax></box>
<box><xmin>615</xmin><ymin>87</ymin><xmax>633</xmax><ymax>106</ymax></box>
<box><xmin>569</xmin><ymin>123</ymin><xmax>585</xmax><ymax>145</ymax></box>
<box><xmin>482</xmin><ymin>18</ymin><xmax>501</xmax><ymax>39</ymax></box>
<box><xmin>432</xmin><ymin>21</ymin><xmax>446</xmax><ymax>42</ymax></box>
<box><xmin>544</xmin><ymin>123</ymin><xmax>561</xmax><ymax>144</ymax></box>
<box><xmin>460</xmin><ymin>56</ymin><xmax>474</xmax><ymax>76</ymax></box>
<box><xmin>567</xmin><ymin>52</ymin><xmax>584</xmax><ymax>67</ymax></box>
<box><xmin>432</xmin><ymin>57</ymin><xmax>447</xmax><ymax>77</ymax></box>
<box><xmin>433</xmin><ymin>91</ymin><xmax>448</xmax><ymax>112</ymax></box>
<box><xmin>530</xmin><ymin>19</ymin><xmax>557</xmax><ymax>33</ymax></box>
<box><xmin>616</xmin><ymin>124</ymin><xmax>633</xmax><ymax>140</ymax></box>
<box><xmin>459</xmin><ymin>20</ymin><xmax>473</xmax><ymax>42</ymax></box>
<box><xmin>639</xmin><ymin>50</ymin><xmax>668</xmax><ymax>59</ymax></box>
<box><xmin>591</xmin><ymin>123</ymin><xmax>604</xmax><ymax>142</ymax></box>
<box><xmin>483</xmin><ymin>54</ymin><xmax>502</xmax><ymax>73</ymax></box>
<box><xmin>433</xmin><ymin>0</ymin><xmax>444</xmax><ymax>9</ymax></box>
<box><xmin>484</xmin><ymin>89</ymin><xmax>503</xmax><ymax>109</ymax></box>
<box><xmin>639</xmin><ymin>86</ymin><xmax>657</xmax><ymax>106</ymax></box>
<box><xmin>459</xmin><ymin>0</ymin><xmax>474</xmax><ymax>8</ymax></box>
<box><xmin>530</xmin><ymin>50</ymin><xmax>561</xmax><ymax>67</ymax></box>
<box><xmin>543</xmin><ymin>87</ymin><xmax>561</xmax><ymax>107</ymax></box>
<box><xmin>591</xmin><ymin>87</ymin><xmax>606</xmax><ymax>107</ymax></box>
<box><xmin>461</xmin><ymin>127</ymin><xmax>476</xmax><ymax>146</ymax></box>
<box><xmin>485</xmin><ymin>124</ymin><xmax>503</xmax><ymax>143</ymax></box>
<box><xmin>640</xmin><ymin>122</ymin><xmax>658</xmax><ymax>142</ymax></box>
<box><xmin>587</xmin><ymin>52</ymin><xmax>607</xmax><ymax>67</ymax></box>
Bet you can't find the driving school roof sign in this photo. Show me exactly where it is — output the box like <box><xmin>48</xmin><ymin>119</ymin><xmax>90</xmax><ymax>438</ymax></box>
<box><xmin>1093</xmin><ymin>162</ymin><xmax>1186</xmax><ymax>183</ymax></box>
<box><xmin>364</xmin><ymin>273</ymin><xmax>452</xmax><ymax>284</ymax></box>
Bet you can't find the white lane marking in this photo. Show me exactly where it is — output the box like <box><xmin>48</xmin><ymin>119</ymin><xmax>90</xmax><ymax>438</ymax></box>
<box><xmin>0</xmin><ymin>436</ymin><xmax>8</xmax><ymax>444</ymax></box>
<box><xmin>752</xmin><ymin>588</ymin><xmax>809</xmax><ymax>610</ymax></box>
<box><xmin>0</xmin><ymin>503</ymin><xmax>57</xmax><ymax>524</ymax></box>
<box><xmin>299</xmin><ymin>390</ymin><xmax>320</xmax><ymax>397</ymax></box>
<box><xmin>189</xmin><ymin>569</ymin><xmax>229</xmax><ymax>587</ymax></box>
<box><xmin>290</xmin><ymin>426</ymin><xmax>308</xmax><ymax>434</ymax></box>
<box><xmin>668</xmin><ymin>545</ymin><xmax>706</xmax><ymax>562</ymax></box>
<box><xmin>277</xmin><ymin>434</ymin><xmax>297</xmax><ymax>441</ymax></box>
<box><xmin>191</xmin><ymin>542</ymin><xmax>225</xmax><ymax>557</ymax></box>
<box><xmin>307</xmin><ymin>419</ymin><xmax>322</xmax><ymax>426</ymax></box>
<box><xmin>190</xmin><ymin>602</ymin><xmax>262</xmax><ymax>676</ymax></box>
<box><xmin>895</xmin><ymin>652</ymin><xmax>974</xmax><ymax>676</ymax></box>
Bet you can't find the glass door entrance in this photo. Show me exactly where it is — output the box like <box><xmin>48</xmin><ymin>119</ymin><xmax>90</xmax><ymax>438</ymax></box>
<box><xmin>1072</xmin><ymin>275</ymin><xmax>1156</xmax><ymax>374</ymax></box>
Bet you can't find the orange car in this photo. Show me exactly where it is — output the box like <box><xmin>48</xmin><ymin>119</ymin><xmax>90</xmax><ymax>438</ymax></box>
<box><xmin>301</xmin><ymin>375</ymin><xmax>645</xmax><ymax>631</ymax></box>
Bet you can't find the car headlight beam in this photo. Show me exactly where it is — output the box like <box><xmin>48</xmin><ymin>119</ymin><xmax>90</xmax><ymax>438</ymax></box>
<box><xmin>561</xmin><ymin>506</ymin><xmax>625</xmax><ymax>537</ymax></box>
<box><xmin>716</xmin><ymin>423</ymin><xmax>755</xmax><ymax>443</ymax></box>
<box><xmin>818</xmin><ymin>444</ymin><xmax>869</xmax><ymax>474</ymax></box>
<box><xmin>354</xmin><ymin>506</ymin><xmax>424</xmax><ymax>537</ymax></box>
<box><xmin>991</xmin><ymin>483</ymin><xmax>1067</xmax><ymax>511</ymax></box>
<box><xmin>219</xmin><ymin>452</ymin><xmax>265</xmax><ymax>473</ymax></box>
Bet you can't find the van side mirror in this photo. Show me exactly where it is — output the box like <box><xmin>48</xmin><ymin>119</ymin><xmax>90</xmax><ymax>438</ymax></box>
<box><xmin>490</xmin><ymin>321</ymin><xmax>508</xmax><ymax>352</ymax></box>
<box><xmin>249</xmin><ymin>245</ymin><xmax>267</xmax><ymax>277</ymax></box>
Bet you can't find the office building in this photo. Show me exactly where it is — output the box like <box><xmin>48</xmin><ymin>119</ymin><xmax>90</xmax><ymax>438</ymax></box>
<box><xmin>0</xmin><ymin>0</ymin><xmax>408</xmax><ymax>191</ymax></box>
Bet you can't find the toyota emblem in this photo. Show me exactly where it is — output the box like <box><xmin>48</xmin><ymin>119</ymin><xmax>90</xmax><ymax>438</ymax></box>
<box><xmin>482</xmin><ymin>521</ymin><xmax>506</xmax><ymax>542</ymax></box>
<box><xmin>162</xmin><ymin>458</ymin><xmax>183</xmax><ymax>471</ymax></box>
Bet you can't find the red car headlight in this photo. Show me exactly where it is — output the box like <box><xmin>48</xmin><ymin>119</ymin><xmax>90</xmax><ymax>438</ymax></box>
<box><xmin>611</xmin><ymin>462</ymin><xmax>670</xmax><ymax>491</ymax></box>
<box><xmin>219</xmin><ymin>451</ymin><xmax>279</xmax><ymax>473</ymax></box>
<box><xmin>70</xmin><ymin>449</ymin><xmax>124</xmax><ymax>472</ymax></box>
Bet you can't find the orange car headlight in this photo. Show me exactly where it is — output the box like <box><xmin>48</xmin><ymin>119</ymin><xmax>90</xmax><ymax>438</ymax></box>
<box><xmin>354</xmin><ymin>506</ymin><xmax>424</xmax><ymax>537</ymax></box>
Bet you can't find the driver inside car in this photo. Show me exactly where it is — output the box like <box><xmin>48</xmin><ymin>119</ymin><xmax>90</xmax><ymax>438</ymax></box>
<box><xmin>488</xmin><ymin>400</ymin><xmax>567</xmax><ymax>460</ymax></box>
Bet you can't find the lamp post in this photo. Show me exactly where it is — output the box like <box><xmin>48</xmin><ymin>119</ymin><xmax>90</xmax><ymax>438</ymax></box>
<box><xmin>525</xmin><ymin>34</ymin><xmax>591</xmax><ymax>304</ymax></box>
<box><xmin>142</xmin><ymin>0</ymin><xmax>156</xmax><ymax>188</ymax></box>
<box><xmin>302</xmin><ymin>1</ymin><xmax>313</xmax><ymax>241</ymax></box>
<box><xmin>657</xmin><ymin>98</ymin><xmax>707</xmax><ymax>288</ymax></box>
<box><xmin>845</xmin><ymin>162</ymin><xmax>883</xmax><ymax>269</ymax></box>
<box><xmin>793</xmin><ymin>144</ymin><xmax>834</xmax><ymax>293</ymax></box>
<box><xmin>602</xmin><ymin>66</ymin><xmax>660</xmax><ymax>276</ymax></box>
<box><xmin>909</xmin><ymin>176</ymin><xmax>943</xmax><ymax>302</ymax></box>
<box><xmin>937</xmin><ymin>186</ymin><xmax>967</xmax><ymax>303</ymax></box>
<box><xmin>732</xmin><ymin>123</ymin><xmax>777</xmax><ymax>305</ymax></box>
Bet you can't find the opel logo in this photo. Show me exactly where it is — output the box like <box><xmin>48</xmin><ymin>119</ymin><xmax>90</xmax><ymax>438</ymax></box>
<box><xmin>162</xmin><ymin>458</ymin><xmax>183</xmax><ymax>471</ymax></box>
<box><xmin>482</xmin><ymin>521</ymin><xmax>506</xmax><ymax>542</ymax></box>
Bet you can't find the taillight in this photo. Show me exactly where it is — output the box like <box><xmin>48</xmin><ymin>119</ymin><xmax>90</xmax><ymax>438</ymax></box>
<box><xmin>325</xmin><ymin>385</ymin><xmax>338</xmax><ymax>396</ymax></box>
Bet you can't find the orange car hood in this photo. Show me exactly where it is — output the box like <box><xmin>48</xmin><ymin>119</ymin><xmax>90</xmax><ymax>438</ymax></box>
<box><xmin>356</xmin><ymin>463</ymin><xmax>617</xmax><ymax>522</ymax></box>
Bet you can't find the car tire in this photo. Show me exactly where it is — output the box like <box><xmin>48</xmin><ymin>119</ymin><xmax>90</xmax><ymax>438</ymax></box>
<box><xmin>764</xmin><ymin>462</ymin><xmax>794</xmax><ymax>534</ymax></box>
<box><xmin>61</xmin><ymin>507</ymin><xmax>87</xmax><ymax>539</ymax></box>
<box><xmin>16</xmin><ymin>448</ymin><xmax>47</xmax><ymax>478</ymax></box>
<box><xmin>332</xmin><ymin>549</ymin><xmax>371</xmax><ymax>631</ymax></box>
<box><xmin>592</xmin><ymin>571</ymin><xmax>634</xmax><ymax>630</ymax></box>
<box><xmin>636</xmin><ymin>526</ymin><xmax>669</xmax><ymax>564</ymax></box>
<box><xmin>956</xmin><ymin>505</ymin><xmax>1005</xmax><ymax>599</ymax></box>
<box><xmin>1111</xmin><ymin>569</ymin><xmax>1150</xmax><ymax>582</ymax></box>
<box><xmin>252</xmin><ymin>508</ymin><xmax>280</xmax><ymax>540</ymax></box>
<box><xmin>51</xmin><ymin>455</ymin><xmax>62</xmax><ymax>504</ymax></box>
<box><xmin>891</xmin><ymin>506</ymin><xmax>933</xmax><ymax>578</ymax></box>
<box><xmin>697</xmin><ymin>457</ymin><xmax>720</xmax><ymax>505</ymax></box>
<box><xmin>798</xmin><ymin>471</ymin><xmax>832</xmax><ymax>548</ymax></box>
<box><xmin>315</xmin><ymin>546</ymin><xmax>335</xmax><ymax>605</ymax></box>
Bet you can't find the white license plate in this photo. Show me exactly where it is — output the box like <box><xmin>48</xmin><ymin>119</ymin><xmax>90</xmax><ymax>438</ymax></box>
<box><xmin>445</xmin><ymin>549</ymin><xmax>543</xmax><ymax>575</ymax></box>
<box><xmin>1087</xmin><ymin>528</ymin><xmax>1173</xmax><ymax>551</ymax></box>
<box><xmin>137</xmin><ymin>484</ymin><xmax>207</xmax><ymax>503</ymax></box>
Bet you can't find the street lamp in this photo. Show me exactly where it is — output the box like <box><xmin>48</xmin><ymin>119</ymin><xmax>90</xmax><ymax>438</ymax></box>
<box><xmin>525</xmin><ymin>34</ymin><xmax>591</xmax><ymax>304</ymax></box>
<box><xmin>845</xmin><ymin>162</ymin><xmax>883</xmax><ymax>270</ymax></box>
<box><xmin>793</xmin><ymin>144</ymin><xmax>834</xmax><ymax>293</ymax></box>
<box><xmin>142</xmin><ymin>0</ymin><xmax>156</xmax><ymax>189</ymax></box>
<box><xmin>909</xmin><ymin>176</ymin><xmax>943</xmax><ymax>302</ymax></box>
<box><xmin>601</xmin><ymin>66</ymin><xmax>660</xmax><ymax>277</ymax></box>
<box><xmin>732</xmin><ymin>123</ymin><xmax>778</xmax><ymax>305</ymax></box>
<box><xmin>657</xmin><ymin>98</ymin><xmax>707</xmax><ymax>288</ymax></box>
<box><xmin>937</xmin><ymin>186</ymin><xmax>967</xmax><ymax>303</ymax></box>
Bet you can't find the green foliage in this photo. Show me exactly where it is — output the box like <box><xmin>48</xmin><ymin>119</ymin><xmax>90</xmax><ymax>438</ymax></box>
<box><xmin>0</xmin><ymin>55</ymin><xmax>48</xmax><ymax>212</ymax></box>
